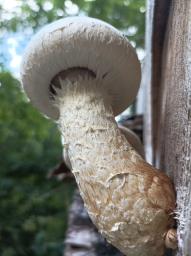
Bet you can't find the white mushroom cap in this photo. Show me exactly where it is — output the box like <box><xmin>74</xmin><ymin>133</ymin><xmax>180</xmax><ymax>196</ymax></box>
<box><xmin>21</xmin><ymin>16</ymin><xmax>141</xmax><ymax>120</ymax></box>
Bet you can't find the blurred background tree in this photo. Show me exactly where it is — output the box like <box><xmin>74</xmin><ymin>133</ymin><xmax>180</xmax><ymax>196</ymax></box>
<box><xmin>0</xmin><ymin>1</ymin><xmax>145</xmax><ymax>255</ymax></box>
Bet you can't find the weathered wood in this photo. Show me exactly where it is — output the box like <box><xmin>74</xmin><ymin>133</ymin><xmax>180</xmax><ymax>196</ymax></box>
<box><xmin>143</xmin><ymin>0</ymin><xmax>155</xmax><ymax>164</ymax></box>
<box><xmin>145</xmin><ymin>1</ymin><xmax>191</xmax><ymax>255</ymax></box>
<box><xmin>144</xmin><ymin>0</ymin><xmax>171</xmax><ymax>164</ymax></box>
<box><xmin>151</xmin><ymin>0</ymin><xmax>171</xmax><ymax>163</ymax></box>
<box><xmin>156</xmin><ymin>2</ymin><xmax>191</xmax><ymax>255</ymax></box>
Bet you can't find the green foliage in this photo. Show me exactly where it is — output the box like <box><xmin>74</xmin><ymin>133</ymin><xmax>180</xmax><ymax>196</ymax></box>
<box><xmin>0</xmin><ymin>71</ymin><xmax>61</xmax><ymax>173</ymax></box>
<box><xmin>0</xmin><ymin>1</ymin><xmax>145</xmax><ymax>255</ymax></box>
<box><xmin>1</xmin><ymin>0</ymin><xmax>145</xmax><ymax>48</ymax></box>
<box><xmin>0</xmin><ymin>71</ymin><xmax>75</xmax><ymax>255</ymax></box>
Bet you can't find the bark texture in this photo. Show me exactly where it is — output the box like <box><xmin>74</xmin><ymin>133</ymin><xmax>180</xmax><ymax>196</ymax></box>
<box><xmin>145</xmin><ymin>1</ymin><xmax>191</xmax><ymax>255</ymax></box>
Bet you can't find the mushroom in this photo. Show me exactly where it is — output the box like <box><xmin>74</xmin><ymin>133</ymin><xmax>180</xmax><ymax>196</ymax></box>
<box><xmin>63</xmin><ymin>124</ymin><xmax>145</xmax><ymax>170</ymax></box>
<box><xmin>118</xmin><ymin>124</ymin><xmax>145</xmax><ymax>159</ymax></box>
<box><xmin>20</xmin><ymin>17</ymin><xmax>177</xmax><ymax>256</ymax></box>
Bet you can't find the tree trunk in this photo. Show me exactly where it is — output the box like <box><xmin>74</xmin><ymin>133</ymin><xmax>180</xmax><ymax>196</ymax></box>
<box><xmin>144</xmin><ymin>1</ymin><xmax>191</xmax><ymax>255</ymax></box>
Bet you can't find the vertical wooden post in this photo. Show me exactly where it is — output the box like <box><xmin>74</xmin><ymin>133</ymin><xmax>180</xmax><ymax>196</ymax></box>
<box><xmin>144</xmin><ymin>0</ymin><xmax>171</xmax><ymax>164</ymax></box>
<box><xmin>144</xmin><ymin>1</ymin><xmax>191</xmax><ymax>255</ymax></box>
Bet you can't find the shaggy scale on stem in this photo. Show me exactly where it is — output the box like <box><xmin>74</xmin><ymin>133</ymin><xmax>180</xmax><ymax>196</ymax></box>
<box><xmin>20</xmin><ymin>16</ymin><xmax>177</xmax><ymax>255</ymax></box>
<box><xmin>52</xmin><ymin>76</ymin><xmax>176</xmax><ymax>256</ymax></box>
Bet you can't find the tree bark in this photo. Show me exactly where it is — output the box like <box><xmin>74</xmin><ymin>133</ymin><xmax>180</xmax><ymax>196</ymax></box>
<box><xmin>144</xmin><ymin>1</ymin><xmax>191</xmax><ymax>255</ymax></box>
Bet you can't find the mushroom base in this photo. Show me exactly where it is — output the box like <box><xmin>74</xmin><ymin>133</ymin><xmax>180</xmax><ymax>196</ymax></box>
<box><xmin>53</xmin><ymin>77</ymin><xmax>176</xmax><ymax>256</ymax></box>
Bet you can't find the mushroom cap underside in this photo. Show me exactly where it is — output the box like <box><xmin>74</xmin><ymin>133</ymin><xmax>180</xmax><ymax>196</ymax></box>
<box><xmin>21</xmin><ymin>16</ymin><xmax>141</xmax><ymax>120</ymax></box>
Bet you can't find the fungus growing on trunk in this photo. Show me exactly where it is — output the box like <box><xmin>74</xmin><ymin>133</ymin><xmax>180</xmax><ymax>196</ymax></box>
<box><xmin>20</xmin><ymin>17</ymin><xmax>177</xmax><ymax>256</ymax></box>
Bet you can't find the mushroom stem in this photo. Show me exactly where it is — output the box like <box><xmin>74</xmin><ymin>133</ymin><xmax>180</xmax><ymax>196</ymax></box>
<box><xmin>53</xmin><ymin>75</ymin><xmax>176</xmax><ymax>256</ymax></box>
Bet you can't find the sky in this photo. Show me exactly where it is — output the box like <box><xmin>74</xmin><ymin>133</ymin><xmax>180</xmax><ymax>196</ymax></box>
<box><xmin>1</xmin><ymin>0</ymin><xmax>145</xmax><ymax>79</ymax></box>
<box><xmin>1</xmin><ymin>0</ymin><xmax>25</xmax><ymax>76</ymax></box>
<box><xmin>1</xmin><ymin>0</ymin><xmax>82</xmax><ymax>77</ymax></box>
<box><xmin>1</xmin><ymin>0</ymin><xmax>145</xmax><ymax>116</ymax></box>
